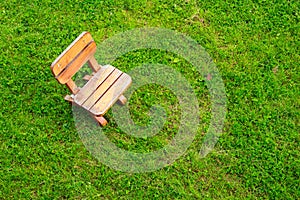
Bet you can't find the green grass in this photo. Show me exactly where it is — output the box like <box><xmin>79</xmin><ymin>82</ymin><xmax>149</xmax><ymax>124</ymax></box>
<box><xmin>1</xmin><ymin>0</ymin><xmax>299</xmax><ymax>199</ymax></box>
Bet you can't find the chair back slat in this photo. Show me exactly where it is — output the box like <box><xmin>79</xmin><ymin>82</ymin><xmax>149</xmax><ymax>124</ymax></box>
<box><xmin>56</xmin><ymin>41</ymin><xmax>96</xmax><ymax>84</ymax></box>
<box><xmin>51</xmin><ymin>32</ymin><xmax>96</xmax><ymax>84</ymax></box>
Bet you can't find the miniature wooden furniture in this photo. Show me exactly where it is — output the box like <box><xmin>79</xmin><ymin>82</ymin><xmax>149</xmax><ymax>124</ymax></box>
<box><xmin>50</xmin><ymin>31</ymin><xmax>132</xmax><ymax>126</ymax></box>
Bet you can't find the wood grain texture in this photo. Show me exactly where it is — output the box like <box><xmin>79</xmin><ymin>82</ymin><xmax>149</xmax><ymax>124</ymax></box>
<box><xmin>74</xmin><ymin>65</ymin><xmax>115</xmax><ymax>105</ymax></box>
<box><xmin>51</xmin><ymin>31</ymin><xmax>93</xmax><ymax>76</ymax></box>
<box><xmin>56</xmin><ymin>41</ymin><xmax>97</xmax><ymax>84</ymax></box>
<box><xmin>90</xmin><ymin>74</ymin><xmax>132</xmax><ymax>115</ymax></box>
<box><xmin>82</xmin><ymin>69</ymin><xmax>123</xmax><ymax>110</ymax></box>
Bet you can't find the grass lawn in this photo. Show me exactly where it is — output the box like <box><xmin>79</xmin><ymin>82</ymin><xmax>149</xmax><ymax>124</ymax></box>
<box><xmin>1</xmin><ymin>0</ymin><xmax>299</xmax><ymax>199</ymax></box>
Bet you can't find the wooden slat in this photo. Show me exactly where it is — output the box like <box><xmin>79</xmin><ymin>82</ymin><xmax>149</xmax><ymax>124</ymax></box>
<box><xmin>74</xmin><ymin>65</ymin><xmax>115</xmax><ymax>105</ymax></box>
<box><xmin>82</xmin><ymin>70</ymin><xmax>123</xmax><ymax>110</ymax></box>
<box><xmin>51</xmin><ymin>32</ymin><xmax>93</xmax><ymax>76</ymax></box>
<box><xmin>90</xmin><ymin>74</ymin><xmax>132</xmax><ymax>115</ymax></box>
<box><xmin>56</xmin><ymin>41</ymin><xmax>97</xmax><ymax>84</ymax></box>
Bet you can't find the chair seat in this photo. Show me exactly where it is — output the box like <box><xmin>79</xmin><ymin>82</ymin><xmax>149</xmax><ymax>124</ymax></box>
<box><xmin>73</xmin><ymin>65</ymin><xmax>132</xmax><ymax>115</ymax></box>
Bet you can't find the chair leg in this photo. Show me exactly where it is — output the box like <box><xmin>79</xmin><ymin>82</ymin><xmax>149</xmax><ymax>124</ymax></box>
<box><xmin>94</xmin><ymin>115</ymin><xmax>107</xmax><ymax>126</ymax></box>
<box><xmin>117</xmin><ymin>95</ymin><xmax>127</xmax><ymax>105</ymax></box>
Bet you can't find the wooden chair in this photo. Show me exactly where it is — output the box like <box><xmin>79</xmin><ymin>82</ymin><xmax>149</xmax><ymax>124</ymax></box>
<box><xmin>50</xmin><ymin>31</ymin><xmax>132</xmax><ymax>126</ymax></box>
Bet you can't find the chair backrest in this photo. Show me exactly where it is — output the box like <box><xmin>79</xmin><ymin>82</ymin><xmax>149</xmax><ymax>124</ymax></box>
<box><xmin>51</xmin><ymin>32</ymin><xmax>97</xmax><ymax>85</ymax></box>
